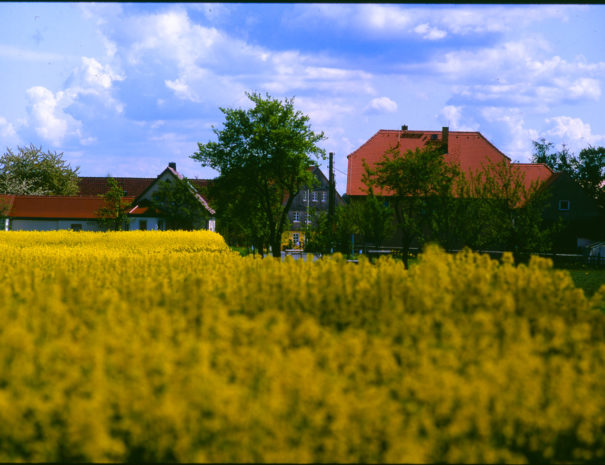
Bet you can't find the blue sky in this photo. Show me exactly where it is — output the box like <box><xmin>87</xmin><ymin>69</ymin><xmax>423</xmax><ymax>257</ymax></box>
<box><xmin>1</xmin><ymin>3</ymin><xmax>604</xmax><ymax>194</ymax></box>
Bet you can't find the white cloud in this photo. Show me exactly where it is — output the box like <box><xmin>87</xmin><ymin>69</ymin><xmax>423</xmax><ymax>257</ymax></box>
<box><xmin>0</xmin><ymin>116</ymin><xmax>20</xmax><ymax>147</ymax></box>
<box><xmin>567</xmin><ymin>78</ymin><xmax>601</xmax><ymax>100</ymax></box>
<box><xmin>362</xmin><ymin>4</ymin><xmax>412</xmax><ymax>31</ymax></box>
<box><xmin>26</xmin><ymin>86</ymin><xmax>81</xmax><ymax>146</ymax></box>
<box><xmin>0</xmin><ymin>117</ymin><xmax>17</xmax><ymax>139</ymax></box>
<box><xmin>438</xmin><ymin>105</ymin><xmax>479</xmax><ymax>131</ymax></box>
<box><xmin>414</xmin><ymin>23</ymin><xmax>447</xmax><ymax>40</ymax></box>
<box><xmin>429</xmin><ymin>37</ymin><xmax>605</xmax><ymax>109</ymax></box>
<box><xmin>545</xmin><ymin>116</ymin><xmax>604</xmax><ymax>148</ymax></box>
<box><xmin>365</xmin><ymin>97</ymin><xmax>398</xmax><ymax>114</ymax></box>
<box><xmin>295</xmin><ymin>97</ymin><xmax>355</xmax><ymax>126</ymax></box>
<box><xmin>481</xmin><ymin>107</ymin><xmax>539</xmax><ymax>161</ymax></box>
<box><xmin>0</xmin><ymin>44</ymin><xmax>68</xmax><ymax>62</ymax></box>
<box><xmin>291</xmin><ymin>4</ymin><xmax>578</xmax><ymax>39</ymax></box>
<box><xmin>23</xmin><ymin>56</ymin><xmax>125</xmax><ymax>146</ymax></box>
<box><xmin>108</xmin><ymin>8</ymin><xmax>376</xmax><ymax>105</ymax></box>
<box><xmin>80</xmin><ymin>57</ymin><xmax>124</xmax><ymax>90</ymax></box>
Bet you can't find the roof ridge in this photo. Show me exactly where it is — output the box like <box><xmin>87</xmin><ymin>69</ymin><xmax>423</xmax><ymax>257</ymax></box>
<box><xmin>512</xmin><ymin>162</ymin><xmax>555</xmax><ymax>174</ymax></box>
<box><xmin>9</xmin><ymin>194</ymin><xmax>136</xmax><ymax>199</ymax></box>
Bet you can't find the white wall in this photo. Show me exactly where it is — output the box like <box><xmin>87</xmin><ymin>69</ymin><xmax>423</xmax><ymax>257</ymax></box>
<box><xmin>8</xmin><ymin>216</ymin><xmax>211</xmax><ymax>232</ymax></box>
<box><xmin>10</xmin><ymin>219</ymin><xmax>104</xmax><ymax>231</ymax></box>
<box><xmin>126</xmin><ymin>217</ymin><xmax>163</xmax><ymax>231</ymax></box>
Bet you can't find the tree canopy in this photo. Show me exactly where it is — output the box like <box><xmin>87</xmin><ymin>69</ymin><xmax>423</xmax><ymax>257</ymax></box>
<box><xmin>532</xmin><ymin>138</ymin><xmax>605</xmax><ymax>208</ymax></box>
<box><xmin>0</xmin><ymin>144</ymin><xmax>79</xmax><ymax>196</ymax></box>
<box><xmin>146</xmin><ymin>177</ymin><xmax>211</xmax><ymax>230</ymax></box>
<box><xmin>456</xmin><ymin>159</ymin><xmax>553</xmax><ymax>253</ymax></box>
<box><xmin>363</xmin><ymin>143</ymin><xmax>459</xmax><ymax>268</ymax></box>
<box><xmin>192</xmin><ymin>92</ymin><xmax>326</xmax><ymax>256</ymax></box>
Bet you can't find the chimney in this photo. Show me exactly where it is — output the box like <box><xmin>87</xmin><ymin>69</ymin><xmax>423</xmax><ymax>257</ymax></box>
<box><xmin>169</xmin><ymin>162</ymin><xmax>177</xmax><ymax>170</ymax></box>
<box><xmin>441</xmin><ymin>127</ymin><xmax>449</xmax><ymax>153</ymax></box>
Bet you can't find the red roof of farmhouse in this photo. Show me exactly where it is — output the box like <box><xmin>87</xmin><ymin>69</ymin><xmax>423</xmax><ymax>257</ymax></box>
<box><xmin>0</xmin><ymin>194</ymin><xmax>136</xmax><ymax>219</ymax></box>
<box><xmin>346</xmin><ymin>128</ymin><xmax>554</xmax><ymax>196</ymax></box>
<box><xmin>78</xmin><ymin>176</ymin><xmax>212</xmax><ymax>196</ymax></box>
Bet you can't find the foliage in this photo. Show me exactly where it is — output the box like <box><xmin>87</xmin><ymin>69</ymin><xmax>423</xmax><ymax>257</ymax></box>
<box><xmin>0</xmin><ymin>144</ymin><xmax>79</xmax><ymax>195</ymax></box>
<box><xmin>532</xmin><ymin>138</ymin><xmax>605</xmax><ymax>208</ymax></box>
<box><xmin>363</xmin><ymin>143</ymin><xmax>460</xmax><ymax>267</ymax></box>
<box><xmin>207</xmin><ymin>171</ymin><xmax>270</xmax><ymax>253</ymax></box>
<box><xmin>306</xmin><ymin>192</ymin><xmax>394</xmax><ymax>255</ymax></box>
<box><xmin>456</xmin><ymin>159</ymin><xmax>554</xmax><ymax>253</ymax></box>
<box><xmin>193</xmin><ymin>92</ymin><xmax>326</xmax><ymax>257</ymax></box>
<box><xmin>146</xmin><ymin>177</ymin><xmax>210</xmax><ymax>230</ymax></box>
<box><xmin>96</xmin><ymin>177</ymin><xmax>131</xmax><ymax>231</ymax></box>
<box><xmin>0</xmin><ymin>233</ymin><xmax>605</xmax><ymax>462</ymax></box>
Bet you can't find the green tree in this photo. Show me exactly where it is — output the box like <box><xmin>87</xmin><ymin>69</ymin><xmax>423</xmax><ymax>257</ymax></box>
<box><xmin>532</xmin><ymin>138</ymin><xmax>605</xmax><ymax>208</ymax></box>
<box><xmin>207</xmin><ymin>169</ymin><xmax>271</xmax><ymax>254</ymax></box>
<box><xmin>576</xmin><ymin>146</ymin><xmax>605</xmax><ymax>208</ymax></box>
<box><xmin>0</xmin><ymin>144</ymin><xmax>79</xmax><ymax>195</ymax></box>
<box><xmin>96</xmin><ymin>177</ymin><xmax>131</xmax><ymax>231</ymax></box>
<box><xmin>362</xmin><ymin>143</ymin><xmax>460</xmax><ymax>268</ymax></box>
<box><xmin>304</xmin><ymin>193</ymin><xmax>392</xmax><ymax>256</ymax></box>
<box><xmin>146</xmin><ymin>177</ymin><xmax>211</xmax><ymax>230</ymax></box>
<box><xmin>458</xmin><ymin>159</ymin><xmax>553</xmax><ymax>253</ymax></box>
<box><xmin>192</xmin><ymin>92</ymin><xmax>326</xmax><ymax>257</ymax></box>
<box><xmin>333</xmin><ymin>203</ymin><xmax>362</xmax><ymax>256</ymax></box>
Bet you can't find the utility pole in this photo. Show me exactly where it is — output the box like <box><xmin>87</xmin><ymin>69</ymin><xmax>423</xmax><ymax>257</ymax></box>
<box><xmin>328</xmin><ymin>152</ymin><xmax>335</xmax><ymax>227</ymax></box>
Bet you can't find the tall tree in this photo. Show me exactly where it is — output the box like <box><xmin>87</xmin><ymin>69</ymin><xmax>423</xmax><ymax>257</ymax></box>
<box><xmin>192</xmin><ymin>92</ymin><xmax>326</xmax><ymax>257</ymax></box>
<box><xmin>0</xmin><ymin>144</ymin><xmax>79</xmax><ymax>195</ymax></box>
<box><xmin>362</xmin><ymin>143</ymin><xmax>460</xmax><ymax>268</ymax></box>
<box><xmin>96</xmin><ymin>177</ymin><xmax>131</xmax><ymax>231</ymax></box>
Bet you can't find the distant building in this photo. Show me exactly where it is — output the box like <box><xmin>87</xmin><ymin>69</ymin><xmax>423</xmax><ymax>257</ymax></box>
<box><xmin>0</xmin><ymin>163</ymin><xmax>215</xmax><ymax>232</ymax></box>
<box><xmin>282</xmin><ymin>165</ymin><xmax>344</xmax><ymax>249</ymax></box>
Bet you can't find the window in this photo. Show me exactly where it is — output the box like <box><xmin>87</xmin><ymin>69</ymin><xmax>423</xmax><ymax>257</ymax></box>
<box><xmin>139</xmin><ymin>220</ymin><xmax>148</xmax><ymax>230</ymax></box>
<box><xmin>70</xmin><ymin>224</ymin><xmax>82</xmax><ymax>231</ymax></box>
<box><xmin>302</xmin><ymin>191</ymin><xmax>308</xmax><ymax>203</ymax></box>
<box><xmin>558</xmin><ymin>200</ymin><xmax>570</xmax><ymax>211</ymax></box>
<box><xmin>321</xmin><ymin>191</ymin><xmax>327</xmax><ymax>202</ymax></box>
<box><xmin>293</xmin><ymin>211</ymin><xmax>300</xmax><ymax>222</ymax></box>
<box><xmin>292</xmin><ymin>233</ymin><xmax>299</xmax><ymax>245</ymax></box>
<box><xmin>312</xmin><ymin>191</ymin><xmax>319</xmax><ymax>202</ymax></box>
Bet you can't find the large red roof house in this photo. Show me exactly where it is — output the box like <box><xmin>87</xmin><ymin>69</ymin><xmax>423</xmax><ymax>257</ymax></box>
<box><xmin>346</xmin><ymin>126</ymin><xmax>604</xmax><ymax>251</ymax></box>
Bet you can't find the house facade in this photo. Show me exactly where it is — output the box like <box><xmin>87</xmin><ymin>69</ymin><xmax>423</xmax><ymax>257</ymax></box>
<box><xmin>346</xmin><ymin>126</ymin><xmax>604</xmax><ymax>251</ymax></box>
<box><xmin>282</xmin><ymin>166</ymin><xmax>344</xmax><ymax>249</ymax></box>
<box><xmin>1</xmin><ymin>163</ymin><xmax>215</xmax><ymax>232</ymax></box>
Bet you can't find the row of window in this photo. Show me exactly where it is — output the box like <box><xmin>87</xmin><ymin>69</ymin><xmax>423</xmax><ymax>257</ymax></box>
<box><xmin>292</xmin><ymin>211</ymin><xmax>312</xmax><ymax>223</ymax></box>
<box><xmin>301</xmin><ymin>191</ymin><xmax>328</xmax><ymax>203</ymax></box>
<box><xmin>70</xmin><ymin>219</ymin><xmax>155</xmax><ymax>231</ymax></box>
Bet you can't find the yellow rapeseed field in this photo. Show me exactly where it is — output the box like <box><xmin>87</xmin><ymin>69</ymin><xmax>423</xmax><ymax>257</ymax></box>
<box><xmin>0</xmin><ymin>230</ymin><xmax>604</xmax><ymax>463</ymax></box>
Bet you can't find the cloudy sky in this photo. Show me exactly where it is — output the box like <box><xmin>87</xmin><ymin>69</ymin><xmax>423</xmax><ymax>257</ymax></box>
<box><xmin>1</xmin><ymin>3</ymin><xmax>604</xmax><ymax>194</ymax></box>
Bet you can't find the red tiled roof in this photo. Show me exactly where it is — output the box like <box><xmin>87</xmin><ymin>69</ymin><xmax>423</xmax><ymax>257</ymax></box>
<box><xmin>346</xmin><ymin>129</ymin><xmax>552</xmax><ymax>196</ymax></box>
<box><xmin>7</xmin><ymin>195</ymin><xmax>135</xmax><ymax>219</ymax></box>
<box><xmin>511</xmin><ymin>163</ymin><xmax>554</xmax><ymax>190</ymax></box>
<box><xmin>78</xmin><ymin>176</ymin><xmax>213</xmax><ymax>197</ymax></box>
<box><xmin>78</xmin><ymin>177</ymin><xmax>156</xmax><ymax>197</ymax></box>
